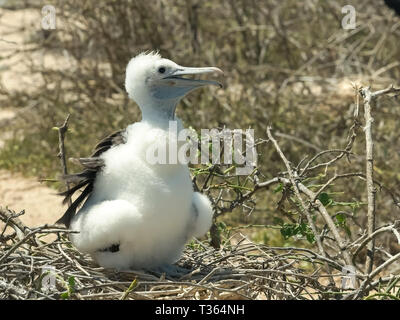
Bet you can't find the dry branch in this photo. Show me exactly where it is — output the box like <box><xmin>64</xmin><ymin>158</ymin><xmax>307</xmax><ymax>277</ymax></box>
<box><xmin>358</xmin><ymin>85</ymin><xmax>400</xmax><ymax>275</ymax></box>
<box><xmin>56</xmin><ymin>114</ymin><xmax>72</xmax><ymax>207</ymax></box>
<box><xmin>266</xmin><ymin>128</ymin><xmax>354</xmax><ymax>269</ymax></box>
<box><xmin>1</xmin><ymin>210</ymin><xmax>353</xmax><ymax>300</ymax></box>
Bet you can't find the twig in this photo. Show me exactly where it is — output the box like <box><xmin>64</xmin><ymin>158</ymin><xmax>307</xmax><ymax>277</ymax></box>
<box><xmin>0</xmin><ymin>208</ymin><xmax>28</xmax><ymax>240</ymax></box>
<box><xmin>300</xmin><ymin>150</ymin><xmax>352</xmax><ymax>176</ymax></box>
<box><xmin>275</xmin><ymin>132</ymin><xmax>322</xmax><ymax>152</ymax></box>
<box><xmin>351</xmin><ymin>221</ymin><xmax>400</xmax><ymax>265</ymax></box>
<box><xmin>352</xmin><ymin>252</ymin><xmax>400</xmax><ymax>300</ymax></box>
<box><xmin>295</xmin><ymin>182</ymin><xmax>354</xmax><ymax>268</ymax></box>
<box><xmin>56</xmin><ymin>114</ymin><xmax>72</xmax><ymax>207</ymax></box>
<box><xmin>266</xmin><ymin>127</ymin><xmax>336</xmax><ymax>285</ymax></box>
<box><xmin>358</xmin><ymin>85</ymin><xmax>400</xmax><ymax>272</ymax></box>
<box><xmin>359</xmin><ymin>86</ymin><xmax>377</xmax><ymax>275</ymax></box>
<box><xmin>312</xmin><ymin>172</ymin><xmax>364</xmax><ymax>202</ymax></box>
<box><xmin>260</xmin><ymin>130</ymin><xmax>355</xmax><ymax>270</ymax></box>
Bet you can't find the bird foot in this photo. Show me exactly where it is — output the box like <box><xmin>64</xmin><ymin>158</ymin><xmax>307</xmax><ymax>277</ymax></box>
<box><xmin>147</xmin><ymin>264</ymin><xmax>191</xmax><ymax>278</ymax></box>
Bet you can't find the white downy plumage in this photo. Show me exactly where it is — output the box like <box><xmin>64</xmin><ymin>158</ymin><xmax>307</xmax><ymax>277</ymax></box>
<box><xmin>68</xmin><ymin>52</ymin><xmax>223</xmax><ymax>271</ymax></box>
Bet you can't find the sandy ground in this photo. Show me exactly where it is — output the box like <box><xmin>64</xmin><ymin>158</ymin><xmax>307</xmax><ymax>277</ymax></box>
<box><xmin>0</xmin><ymin>170</ymin><xmax>64</xmax><ymax>226</ymax></box>
<box><xmin>0</xmin><ymin>109</ymin><xmax>65</xmax><ymax>227</ymax></box>
<box><xmin>0</xmin><ymin>7</ymin><xmax>66</xmax><ymax>228</ymax></box>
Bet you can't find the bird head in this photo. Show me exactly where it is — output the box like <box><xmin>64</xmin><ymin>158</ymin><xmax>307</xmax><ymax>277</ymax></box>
<box><xmin>125</xmin><ymin>52</ymin><xmax>223</xmax><ymax>120</ymax></box>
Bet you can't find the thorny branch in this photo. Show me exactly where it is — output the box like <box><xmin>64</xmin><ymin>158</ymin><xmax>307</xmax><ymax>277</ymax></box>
<box><xmin>202</xmin><ymin>84</ymin><xmax>400</xmax><ymax>298</ymax></box>
<box><xmin>56</xmin><ymin>114</ymin><xmax>72</xmax><ymax>207</ymax></box>
<box><xmin>359</xmin><ymin>86</ymin><xmax>377</xmax><ymax>275</ymax></box>
<box><xmin>358</xmin><ymin>85</ymin><xmax>400</xmax><ymax>276</ymax></box>
<box><xmin>266</xmin><ymin>127</ymin><xmax>336</xmax><ymax>285</ymax></box>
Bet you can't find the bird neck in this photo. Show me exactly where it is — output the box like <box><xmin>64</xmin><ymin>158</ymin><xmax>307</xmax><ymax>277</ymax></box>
<box><xmin>140</xmin><ymin>99</ymin><xmax>178</xmax><ymax>128</ymax></box>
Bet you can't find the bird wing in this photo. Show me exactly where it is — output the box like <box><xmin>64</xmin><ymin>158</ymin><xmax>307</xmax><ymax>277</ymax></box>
<box><xmin>56</xmin><ymin>130</ymin><xmax>127</xmax><ymax>227</ymax></box>
<box><xmin>385</xmin><ymin>0</ymin><xmax>400</xmax><ymax>16</ymax></box>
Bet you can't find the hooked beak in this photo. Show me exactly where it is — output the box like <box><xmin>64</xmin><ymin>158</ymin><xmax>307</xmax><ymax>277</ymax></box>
<box><xmin>163</xmin><ymin>66</ymin><xmax>223</xmax><ymax>88</ymax></box>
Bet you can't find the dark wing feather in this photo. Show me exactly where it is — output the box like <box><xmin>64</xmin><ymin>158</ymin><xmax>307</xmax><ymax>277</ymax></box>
<box><xmin>385</xmin><ymin>0</ymin><xmax>400</xmax><ymax>16</ymax></box>
<box><xmin>56</xmin><ymin>130</ymin><xmax>126</xmax><ymax>227</ymax></box>
<box><xmin>56</xmin><ymin>184</ymin><xmax>93</xmax><ymax>227</ymax></box>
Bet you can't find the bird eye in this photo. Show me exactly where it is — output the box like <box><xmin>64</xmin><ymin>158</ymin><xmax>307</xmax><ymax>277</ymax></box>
<box><xmin>158</xmin><ymin>67</ymin><xmax>166</xmax><ymax>74</ymax></box>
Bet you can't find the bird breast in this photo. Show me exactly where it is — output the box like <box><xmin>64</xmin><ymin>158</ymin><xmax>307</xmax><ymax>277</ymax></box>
<box><xmin>94</xmin><ymin>121</ymin><xmax>194</xmax><ymax>216</ymax></box>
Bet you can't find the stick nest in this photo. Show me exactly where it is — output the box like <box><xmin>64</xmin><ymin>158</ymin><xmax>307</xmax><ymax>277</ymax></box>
<box><xmin>0</xmin><ymin>207</ymin><xmax>351</xmax><ymax>300</ymax></box>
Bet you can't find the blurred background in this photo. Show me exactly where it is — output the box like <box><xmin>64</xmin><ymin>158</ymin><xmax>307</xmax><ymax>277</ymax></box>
<box><xmin>0</xmin><ymin>0</ymin><xmax>399</xmax><ymax>251</ymax></box>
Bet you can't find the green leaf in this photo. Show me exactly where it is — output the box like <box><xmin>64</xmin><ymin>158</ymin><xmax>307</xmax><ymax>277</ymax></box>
<box><xmin>218</xmin><ymin>221</ymin><xmax>227</xmax><ymax>231</ymax></box>
<box><xmin>120</xmin><ymin>278</ymin><xmax>138</xmax><ymax>300</ymax></box>
<box><xmin>280</xmin><ymin>222</ymin><xmax>316</xmax><ymax>243</ymax></box>
<box><xmin>344</xmin><ymin>225</ymin><xmax>352</xmax><ymax>237</ymax></box>
<box><xmin>273</xmin><ymin>217</ymin><xmax>284</xmax><ymax>226</ymax></box>
<box><xmin>280</xmin><ymin>223</ymin><xmax>296</xmax><ymax>239</ymax></box>
<box><xmin>273</xmin><ymin>183</ymin><xmax>284</xmax><ymax>194</ymax></box>
<box><xmin>298</xmin><ymin>222</ymin><xmax>307</xmax><ymax>233</ymax></box>
<box><xmin>318</xmin><ymin>192</ymin><xmax>332</xmax><ymax>206</ymax></box>
<box><xmin>336</xmin><ymin>213</ymin><xmax>346</xmax><ymax>224</ymax></box>
<box><xmin>60</xmin><ymin>292</ymin><xmax>69</xmax><ymax>299</ymax></box>
<box><xmin>68</xmin><ymin>276</ymin><xmax>75</xmax><ymax>291</ymax></box>
<box><xmin>305</xmin><ymin>232</ymin><xmax>315</xmax><ymax>244</ymax></box>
